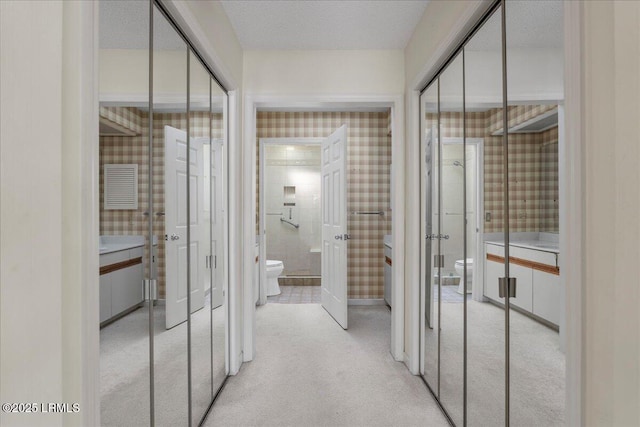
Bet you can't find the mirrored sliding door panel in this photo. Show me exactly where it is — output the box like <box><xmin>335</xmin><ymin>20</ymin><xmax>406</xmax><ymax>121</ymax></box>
<box><xmin>464</xmin><ymin>5</ymin><xmax>506</xmax><ymax>426</ymax></box>
<box><xmin>505</xmin><ymin>1</ymin><xmax>565</xmax><ymax>425</ymax></box>
<box><xmin>152</xmin><ymin>4</ymin><xmax>189</xmax><ymax>425</ymax></box>
<box><xmin>98</xmin><ymin>0</ymin><xmax>150</xmax><ymax>425</ymax></box>
<box><xmin>189</xmin><ymin>51</ymin><xmax>214</xmax><ymax>425</ymax></box>
<box><xmin>438</xmin><ymin>52</ymin><xmax>465</xmax><ymax>426</ymax></box>
<box><xmin>210</xmin><ymin>78</ymin><xmax>228</xmax><ymax>395</ymax></box>
<box><xmin>420</xmin><ymin>82</ymin><xmax>440</xmax><ymax>396</ymax></box>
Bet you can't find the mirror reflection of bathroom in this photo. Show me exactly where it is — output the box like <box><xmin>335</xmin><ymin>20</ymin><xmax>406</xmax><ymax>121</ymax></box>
<box><xmin>420</xmin><ymin>2</ymin><xmax>565</xmax><ymax>424</ymax></box>
<box><xmin>98</xmin><ymin>2</ymin><xmax>228</xmax><ymax>425</ymax></box>
<box><xmin>98</xmin><ymin>1</ymin><xmax>152</xmax><ymax>424</ymax></box>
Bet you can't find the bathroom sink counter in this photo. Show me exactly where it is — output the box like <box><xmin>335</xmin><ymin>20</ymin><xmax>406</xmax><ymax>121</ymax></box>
<box><xmin>484</xmin><ymin>239</ymin><xmax>559</xmax><ymax>254</ymax></box>
<box><xmin>100</xmin><ymin>235</ymin><xmax>145</xmax><ymax>255</ymax></box>
<box><xmin>99</xmin><ymin>235</ymin><xmax>158</xmax><ymax>255</ymax></box>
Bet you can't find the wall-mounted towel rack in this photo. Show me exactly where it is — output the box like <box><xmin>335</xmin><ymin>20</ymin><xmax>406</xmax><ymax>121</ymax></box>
<box><xmin>350</xmin><ymin>211</ymin><xmax>385</xmax><ymax>216</ymax></box>
<box><xmin>266</xmin><ymin>212</ymin><xmax>283</xmax><ymax>216</ymax></box>
<box><xmin>280</xmin><ymin>218</ymin><xmax>300</xmax><ymax>229</ymax></box>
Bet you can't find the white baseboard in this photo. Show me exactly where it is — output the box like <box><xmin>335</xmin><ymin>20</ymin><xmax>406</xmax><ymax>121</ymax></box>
<box><xmin>404</xmin><ymin>352</ymin><xmax>418</xmax><ymax>375</ymax></box>
<box><xmin>348</xmin><ymin>298</ymin><xmax>386</xmax><ymax>306</ymax></box>
<box><xmin>231</xmin><ymin>351</ymin><xmax>243</xmax><ymax>375</ymax></box>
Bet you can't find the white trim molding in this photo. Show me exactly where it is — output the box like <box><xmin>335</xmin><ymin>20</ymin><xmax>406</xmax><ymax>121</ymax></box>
<box><xmin>242</xmin><ymin>94</ymin><xmax>406</xmax><ymax>364</ymax></box>
<box><xmin>563</xmin><ymin>1</ymin><xmax>584</xmax><ymax>425</ymax></box>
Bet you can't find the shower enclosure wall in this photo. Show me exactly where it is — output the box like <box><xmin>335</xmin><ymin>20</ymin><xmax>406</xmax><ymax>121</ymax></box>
<box><xmin>264</xmin><ymin>144</ymin><xmax>322</xmax><ymax>278</ymax></box>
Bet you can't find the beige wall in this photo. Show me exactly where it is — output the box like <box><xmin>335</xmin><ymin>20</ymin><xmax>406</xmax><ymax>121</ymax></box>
<box><xmin>582</xmin><ymin>1</ymin><xmax>640</xmax><ymax>425</ymax></box>
<box><xmin>405</xmin><ymin>1</ymin><xmax>483</xmax><ymax>89</ymax></box>
<box><xmin>1</xmin><ymin>1</ymin><xmax>99</xmax><ymax>426</ymax></box>
<box><xmin>182</xmin><ymin>0</ymin><xmax>243</xmax><ymax>89</ymax></box>
<box><xmin>243</xmin><ymin>50</ymin><xmax>404</xmax><ymax>95</ymax></box>
<box><xmin>1</xmin><ymin>3</ymin><xmax>64</xmax><ymax>425</ymax></box>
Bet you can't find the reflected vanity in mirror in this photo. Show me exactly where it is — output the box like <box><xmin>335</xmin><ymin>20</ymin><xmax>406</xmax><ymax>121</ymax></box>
<box><xmin>419</xmin><ymin>1</ymin><xmax>565</xmax><ymax>425</ymax></box>
<box><xmin>98</xmin><ymin>1</ymin><xmax>228</xmax><ymax>425</ymax></box>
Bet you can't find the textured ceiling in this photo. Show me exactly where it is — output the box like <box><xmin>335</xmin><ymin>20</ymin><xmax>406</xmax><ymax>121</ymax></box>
<box><xmin>99</xmin><ymin>0</ymin><xmax>186</xmax><ymax>50</ymax></box>
<box><xmin>100</xmin><ymin>0</ymin><xmax>562</xmax><ymax>52</ymax></box>
<box><xmin>220</xmin><ymin>0</ymin><xmax>430</xmax><ymax>50</ymax></box>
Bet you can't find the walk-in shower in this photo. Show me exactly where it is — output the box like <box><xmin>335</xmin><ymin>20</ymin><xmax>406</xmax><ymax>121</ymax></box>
<box><xmin>263</xmin><ymin>144</ymin><xmax>322</xmax><ymax>286</ymax></box>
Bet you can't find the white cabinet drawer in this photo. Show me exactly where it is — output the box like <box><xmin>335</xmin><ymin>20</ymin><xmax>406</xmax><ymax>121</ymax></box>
<box><xmin>485</xmin><ymin>243</ymin><xmax>504</xmax><ymax>257</ymax></box>
<box><xmin>129</xmin><ymin>246</ymin><xmax>143</xmax><ymax>258</ymax></box>
<box><xmin>510</xmin><ymin>246</ymin><xmax>557</xmax><ymax>267</ymax></box>
<box><xmin>99</xmin><ymin>250</ymin><xmax>129</xmax><ymax>267</ymax></box>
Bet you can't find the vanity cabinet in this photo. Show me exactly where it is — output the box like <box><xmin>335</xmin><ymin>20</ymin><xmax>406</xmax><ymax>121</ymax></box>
<box><xmin>384</xmin><ymin>241</ymin><xmax>392</xmax><ymax>307</ymax></box>
<box><xmin>484</xmin><ymin>243</ymin><xmax>560</xmax><ymax>327</ymax></box>
<box><xmin>100</xmin><ymin>246</ymin><xmax>144</xmax><ymax>325</ymax></box>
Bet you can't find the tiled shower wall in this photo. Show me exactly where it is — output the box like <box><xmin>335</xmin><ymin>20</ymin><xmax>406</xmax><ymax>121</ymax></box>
<box><xmin>256</xmin><ymin>111</ymin><xmax>392</xmax><ymax>300</ymax></box>
<box><xmin>264</xmin><ymin>145</ymin><xmax>322</xmax><ymax>276</ymax></box>
<box><xmin>100</xmin><ymin>107</ymin><xmax>223</xmax><ymax>298</ymax></box>
<box><xmin>430</xmin><ymin>104</ymin><xmax>559</xmax><ymax>235</ymax></box>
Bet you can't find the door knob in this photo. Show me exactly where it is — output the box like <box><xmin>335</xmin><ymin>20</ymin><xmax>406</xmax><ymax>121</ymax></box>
<box><xmin>170</xmin><ymin>234</ymin><xmax>180</xmax><ymax>241</ymax></box>
<box><xmin>335</xmin><ymin>235</ymin><xmax>343</xmax><ymax>240</ymax></box>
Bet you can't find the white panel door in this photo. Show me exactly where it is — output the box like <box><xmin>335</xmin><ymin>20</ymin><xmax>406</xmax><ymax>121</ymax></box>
<box><xmin>165</xmin><ymin>126</ymin><xmax>205</xmax><ymax>329</ymax></box>
<box><xmin>321</xmin><ymin>125</ymin><xmax>348</xmax><ymax>329</ymax></box>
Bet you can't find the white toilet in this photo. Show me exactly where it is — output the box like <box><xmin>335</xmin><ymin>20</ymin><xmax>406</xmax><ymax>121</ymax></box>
<box><xmin>454</xmin><ymin>258</ymin><xmax>473</xmax><ymax>294</ymax></box>
<box><xmin>266</xmin><ymin>260</ymin><xmax>284</xmax><ymax>296</ymax></box>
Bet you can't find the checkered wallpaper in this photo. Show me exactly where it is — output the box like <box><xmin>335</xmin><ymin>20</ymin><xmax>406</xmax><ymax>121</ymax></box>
<box><xmin>428</xmin><ymin>105</ymin><xmax>559</xmax><ymax>234</ymax></box>
<box><xmin>540</xmin><ymin>127</ymin><xmax>559</xmax><ymax>231</ymax></box>
<box><xmin>256</xmin><ymin>111</ymin><xmax>392</xmax><ymax>300</ymax></box>
<box><xmin>99</xmin><ymin>106</ymin><xmax>144</xmax><ymax>135</ymax></box>
<box><xmin>100</xmin><ymin>107</ymin><xmax>223</xmax><ymax>298</ymax></box>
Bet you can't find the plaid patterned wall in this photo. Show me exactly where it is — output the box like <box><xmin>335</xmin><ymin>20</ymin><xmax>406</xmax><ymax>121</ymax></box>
<box><xmin>430</xmin><ymin>105</ymin><xmax>559</xmax><ymax>234</ymax></box>
<box><xmin>540</xmin><ymin>127</ymin><xmax>559</xmax><ymax>231</ymax></box>
<box><xmin>99</xmin><ymin>106</ymin><xmax>144</xmax><ymax>135</ymax></box>
<box><xmin>487</xmin><ymin>104</ymin><xmax>557</xmax><ymax>134</ymax></box>
<box><xmin>256</xmin><ymin>111</ymin><xmax>392</xmax><ymax>299</ymax></box>
<box><xmin>100</xmin><ymin>107</ymin><xmax>223</xmax><ymax>298</ymax></box>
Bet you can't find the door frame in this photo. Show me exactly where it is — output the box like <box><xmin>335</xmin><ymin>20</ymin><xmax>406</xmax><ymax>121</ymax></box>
<box><xmin>242</xmin><ymin>94</ymin><xmax>405</xmax><ymax>362</ymax></box>
<box><xmin>258</xmin><ymin>137</ymin><xmax>323</xmax><ymax>306</ymax></box>
<box><xmin>440</xmin><ymin>137</ymin><xmax>485</xmax><ymax>302</ymax></box>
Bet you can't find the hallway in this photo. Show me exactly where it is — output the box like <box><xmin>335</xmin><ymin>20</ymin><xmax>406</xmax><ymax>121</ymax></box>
<box><xmin>206</xmin><ymin>304</ymin><xmax>447</xmax><ymax>426</ymax></box>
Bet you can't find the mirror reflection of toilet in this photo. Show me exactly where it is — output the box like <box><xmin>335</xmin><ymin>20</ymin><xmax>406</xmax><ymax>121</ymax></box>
<box><xmin>266</xmin><ymin>260</ymin><xmax>284</xmax><ymax>296</ymax></box>
<box><xmin>454</xmin><ymin>258</ymin><xmax>473</xmax><ymax>295</ymax></box>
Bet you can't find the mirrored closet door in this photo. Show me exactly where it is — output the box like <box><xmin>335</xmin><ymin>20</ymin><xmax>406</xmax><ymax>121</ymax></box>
<box><xmin>98</xmin><ymin>1</ymin><xmax>151</xmax><ymax>425</ymax></box>
<box><xmin>419</xmin><ymin>1</ymin><xmax>565</xmax><ymax>425</ymax></box>
<box><xmin>99</xmin><ymin>1</ymin><xmax>229</xmax><ymax>425</ymax></box>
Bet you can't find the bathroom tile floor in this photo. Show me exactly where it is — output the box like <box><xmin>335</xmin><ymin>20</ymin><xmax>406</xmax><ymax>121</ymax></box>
<box><xmin>267</xmin><ymin>285</ymin><xmax>321</xmax><ymax>304</ymax></box>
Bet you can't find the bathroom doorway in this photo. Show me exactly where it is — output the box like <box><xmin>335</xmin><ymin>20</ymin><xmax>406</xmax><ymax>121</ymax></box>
<box><xmin>258</xmin><ymin>138</ymin><xmax>323</xmax><ymax>306</ymax></box>
<box><xmin>245</xmin><ymin>104</ymin><xmax>402</xmax><ymax>361</ymax></box>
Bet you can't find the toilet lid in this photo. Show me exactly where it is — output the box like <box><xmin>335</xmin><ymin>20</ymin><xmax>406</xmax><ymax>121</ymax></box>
<box><xmin>455</xmin><ymin>258</ymin><xmax>473</xmax><ymax>266</ymax></box>
<box><xmin>266</xmin><ymin>260</ymin><xmax>283</xmax><ymax>267</ymax></box>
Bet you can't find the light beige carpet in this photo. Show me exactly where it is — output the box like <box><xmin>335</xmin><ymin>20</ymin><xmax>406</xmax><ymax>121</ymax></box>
<box><xmin>205</xmin><ymin>304</ymin><xmax>448</xmax><ymax>427</ymax></box>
